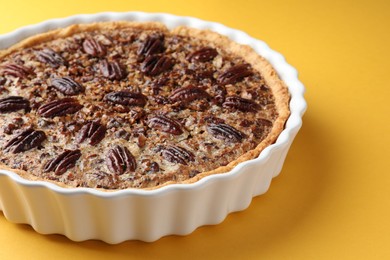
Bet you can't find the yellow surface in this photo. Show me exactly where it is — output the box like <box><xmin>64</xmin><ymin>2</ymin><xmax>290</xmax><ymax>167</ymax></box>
<box><xmin>0</xmin><ymin>0</ymin><xmax>389</xmax><ymax>259</ymax></box>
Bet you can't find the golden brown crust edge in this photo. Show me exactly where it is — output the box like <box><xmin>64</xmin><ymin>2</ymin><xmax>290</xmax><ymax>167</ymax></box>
<box><xmin>0</xmin><ymin>21</ymin><xmax>290</xmax><ymax>191</ymax></box>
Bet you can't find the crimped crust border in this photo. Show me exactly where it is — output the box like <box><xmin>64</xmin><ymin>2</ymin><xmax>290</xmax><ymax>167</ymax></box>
<box><xmin>0</xmin><ymin>21</ymin><xmax>290</xmax><ymax>191</ymax></box>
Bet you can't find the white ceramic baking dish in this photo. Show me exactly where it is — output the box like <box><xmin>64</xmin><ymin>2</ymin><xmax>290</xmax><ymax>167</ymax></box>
<box><xmin>0</xmin><ymin>12</ymin><xmax>306</xmax><ymax>243</ymax></box>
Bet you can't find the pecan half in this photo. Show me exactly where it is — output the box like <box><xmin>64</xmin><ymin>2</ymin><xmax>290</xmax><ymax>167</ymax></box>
<box><xmin>99</xmin><ymin>60</ymin><xmax>127</xmax><ymax>80</ymax></box>
<box><xmin>50</xmin><ymin>77</ymin><xmax>83</xmax><ymax>95</ymax></box>
<box><xmin>4</xmin><ymin>128</ymin><xmax>46</xmax><ymax>153</ymax></box>
<box><xmin>43</xmin><ymin>150</ymin><xmax>81</xmax><ymax>175</ymax></box>
<box><xmin>36</xmin><ymin>48</ymin><xmax>67</xmax><ymax>68</ymax></box>
<box><xmin>0</xmin><ymin>96</ymin><xmax>30</xmax><ymax>113</ymax></box>
<box><xmin>1</xmin><ymin>63</ymin><xmax>31</xmax><ymax>78</ymax></box>
<box><xmin>141</xmin><ymin>55</ymin><xmax>174</xmax><ymax>76</ymax></box>
<box><xmin>187</xmin><ymin>47</ymin><xmax>218</xmax><ymax>62</ymax></box>
<box><xmin>82</xmin><ymin>38</ymin><xmax>106</xmax><ymax>57</ymax></box>
<box><xmin>104</xmin><ymin>91</ymin><xmax>147</xmax><ymax>107</ymax></box>
<box><xmin>137</xmin><ymin>34</ymin><xmax>165</xmax><ymax>57</ymax></box>
<box><xmin>218</xmin><ymin>64</ymin><xmax>253</xmax><ymax>85</ymax></box>
<box><xmin>223</xmin><ymin>96</ymin><xmax>260</xmax><ymax>112</ymax></box>
<box><xmin>207</xmin><ymin>123</ymin><xmax>245</xmax><ymax>143</ymax></box>
<box><xmin>162</xmin><ymin>146</ymin><xmax>195</xmax><ymax>165</ymax></box>
<box><xmin>106</xmin><ymin>145</ymin><xmax>137</xmax><ymax>175</ymax></box>
<box><xmin>169</xmin><ymin>85</ymin><xmax>210</xmax><ymax>103</ymax></box>
<box><xmin>38</xmin><ymin>98</ymin><xmax>82</xmax><ymax>118</ymax></box>
<box><xmin>77</xmin><ymin>121</ymin><xmax>106</xmax><ymax>146</ymax></box>
<box><xmin>147</xmin><ymin>115</ymin><xmax>183</xmax><ymax>135</ymax></box>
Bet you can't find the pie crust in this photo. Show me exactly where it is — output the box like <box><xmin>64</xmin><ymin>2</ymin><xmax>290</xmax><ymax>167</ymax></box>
<box><xmin>0</xmin><ymin>21</ymin><xmax>290</xmax><ymax>190</ymax></box>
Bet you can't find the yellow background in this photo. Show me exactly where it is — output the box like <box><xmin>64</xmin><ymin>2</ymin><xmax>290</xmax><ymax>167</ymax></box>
<box><xmin>1</xmin><ymin>0</ymin><xmax>389</xmax><ymax>259</ymax></box>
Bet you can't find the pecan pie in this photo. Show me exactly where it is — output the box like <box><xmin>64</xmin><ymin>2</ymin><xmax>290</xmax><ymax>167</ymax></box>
<box><xmin>0</xmin><ymin>22</ymin><xmax>290</xmax><ymax>190</ymax></box>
